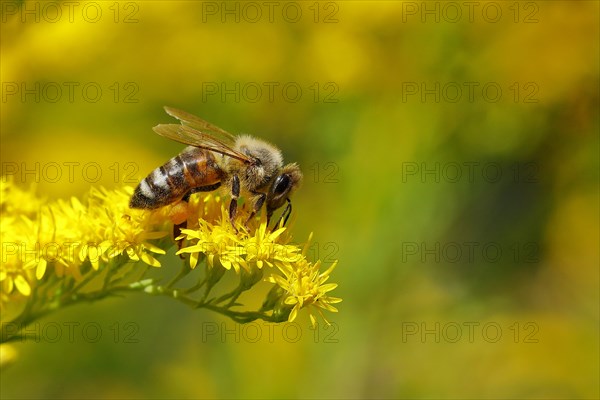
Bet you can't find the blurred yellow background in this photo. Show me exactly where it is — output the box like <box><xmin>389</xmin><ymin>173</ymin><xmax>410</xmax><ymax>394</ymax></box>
<box><xmin>1</xmin><ymin>1</ymin><xmax>598</xmax><ymax>398</ymax></box>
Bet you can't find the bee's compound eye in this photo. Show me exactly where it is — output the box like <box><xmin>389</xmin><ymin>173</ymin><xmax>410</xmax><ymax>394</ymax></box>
<box><xmin>273</xmin><ymin>174</ymin><xmax>291</xmax><ymax>195</ymax></box>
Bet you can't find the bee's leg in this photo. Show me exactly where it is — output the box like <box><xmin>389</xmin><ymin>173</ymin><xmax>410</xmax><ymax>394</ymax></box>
<box><xmin>174</xmin><ymin>224</ymin><xmax>185</xmax><ymax>253</ymax></box>
<box><xmin>174</xmin><ymin>182</ymin><xmax>222</xmax><ymax>255</ymax></box>
<box><xmin>173</xmin><ymin>191</ymin><xmax>194</xmax><ymax>246</ymax></box>
<box><xmin>245</xmin><ymin>191</ymin><xmax>266</xmax><ymax>227</ymax></box>
<box><xmin>172</xmin><ymin>204</ymin><xmax>189</xmax><ymax>256</ymax></box>
<box><xmin>189</xmin><ymin>182</ymin><xmax>222</xmax><ymax>195</ymax></box>
<box><xmin>228</xmin><ymin>175</ymin><xmax>241</xmax><ymax>231</ymax></box>
<box><xmin>272</xmin><ymin>198</ymin><xmax>292</xmax><ymax>229</ymax></box>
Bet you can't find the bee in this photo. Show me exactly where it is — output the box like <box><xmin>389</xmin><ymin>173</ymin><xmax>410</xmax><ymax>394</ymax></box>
<box><xmin>129</xmin><ymin>107</ymin><xmax>303</xmax><ymax>229</ymax></box>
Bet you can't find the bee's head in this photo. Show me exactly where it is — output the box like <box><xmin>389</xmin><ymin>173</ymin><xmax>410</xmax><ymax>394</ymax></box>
<box><xmin>266</xmin><ymin>163</ymin><xmax>303</xmax><ymax>223</ymax></box>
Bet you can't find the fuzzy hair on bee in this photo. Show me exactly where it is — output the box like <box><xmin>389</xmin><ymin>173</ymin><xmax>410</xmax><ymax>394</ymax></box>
<box><xmin>224</xmin><ymin>134</ymin><xmax>284</xmax><ymax>192</ymax></box>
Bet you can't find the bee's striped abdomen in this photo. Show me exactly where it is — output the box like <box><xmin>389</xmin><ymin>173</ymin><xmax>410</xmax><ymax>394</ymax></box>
<box><xmin>129</xmin><ymin>147</ymin><xmax>222</xmax><ymax>209</ymax></box>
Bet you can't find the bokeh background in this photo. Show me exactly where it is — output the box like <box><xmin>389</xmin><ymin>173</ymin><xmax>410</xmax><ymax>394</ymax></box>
<box><xmin>1</xmin><ymin>1</ymin><xmax>598</xmax><ymax>398</ymax></box>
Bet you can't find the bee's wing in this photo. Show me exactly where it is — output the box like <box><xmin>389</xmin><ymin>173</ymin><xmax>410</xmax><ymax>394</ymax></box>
<box><xmin>163</xmin><ymin>106</ymin><xmax>236</xmax><ymax>145</ymax></box>
<box><xmin>153</xmin><ymin>124</ymin><xmax>252</xmax><ymax>164</ymax></box>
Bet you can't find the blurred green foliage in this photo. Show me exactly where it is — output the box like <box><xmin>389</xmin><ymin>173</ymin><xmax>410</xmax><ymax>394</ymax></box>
<box><xmin>1</xmin><ymin>1</ymin><xmax>598</xmax><ymax>398</ymax></box>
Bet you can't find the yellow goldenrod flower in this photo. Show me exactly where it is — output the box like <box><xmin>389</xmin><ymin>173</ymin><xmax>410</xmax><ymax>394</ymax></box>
<box><xmin>0</xmin><ymin>178</ymin><xmax>341</xmax><ymax>342</ymax></box>
<box><xmin>87</xmin><ymin>187</ymin><xmax>169</xmax><ymax>268</ymax></box>
<box><xmin>0</xmin><ymin>177</ymin><xmax>44</xmax><ymax>217</ymax></box>
<box><xmin>240</xmin><ymin>221</ymin><xmax>302</xmax><ymax>269</ymax></box>
<box><xmin>0</xmin><ymin>185</ymin><xmax>37</xmax><ymax>298</ymax></box>
<box><xmin>177</xmin><ymin>217</ymin><xmax>243</xmax><ymax>271</ymax></box>
<box><xmin>268</xmin><ymin>258</ymin><xmax>342</xmax><ymax>327</ymax></box>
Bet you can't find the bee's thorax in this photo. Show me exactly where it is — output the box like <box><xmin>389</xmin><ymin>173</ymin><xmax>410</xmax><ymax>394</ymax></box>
<box><xmin>229</xmin><ymin>135</ymin><xmax>284</xmax><ymax>192</ymax></box>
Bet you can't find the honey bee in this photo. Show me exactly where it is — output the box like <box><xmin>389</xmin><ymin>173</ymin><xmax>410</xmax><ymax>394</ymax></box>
<box><xmin>129</xmin><ymin>107</ymin><xmax>303</xmax><ymax>229</ymax></box>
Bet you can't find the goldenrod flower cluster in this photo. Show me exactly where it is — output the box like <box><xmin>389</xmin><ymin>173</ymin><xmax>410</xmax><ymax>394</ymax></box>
<box><xmin>0</xmin><ymin>177</ymin><xmax>340</xmax><ymax>342</ymax></box>
<box><xmin>176</xmin><ymin>205</ymin><xmax>341</xmax><ymax>326</ymax></box>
